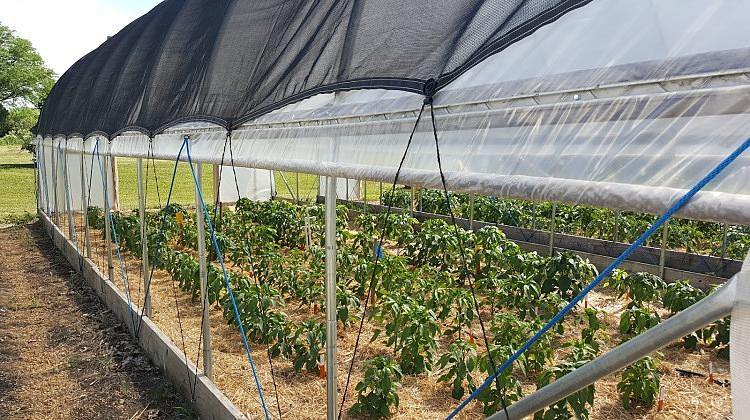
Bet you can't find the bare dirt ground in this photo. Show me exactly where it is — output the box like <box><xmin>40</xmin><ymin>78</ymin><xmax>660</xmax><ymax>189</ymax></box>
<box><xmin>0</xmin><ymin>222</ymin><xmax>194</xmax><ymax>420</ymax></box>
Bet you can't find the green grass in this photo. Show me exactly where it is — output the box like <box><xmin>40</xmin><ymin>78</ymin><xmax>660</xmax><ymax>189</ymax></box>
<box><xmin>273</xmin><ymin>171</ymin><xmax>385</xmax><ymax>203</ymax></box>
<box><xmin>0</xmin><ymin>145</ymin><xmax>37</xmax><ymax>223</ymax></box>
<box><xmin>116</xmin><ymin>157</ymin><xmax>214</xmax><ymax>211</ymax></box>
<box><xmin>0</xmin><ymin>145</ymin><xmax>386</xmax><ymax>225</ymax></box>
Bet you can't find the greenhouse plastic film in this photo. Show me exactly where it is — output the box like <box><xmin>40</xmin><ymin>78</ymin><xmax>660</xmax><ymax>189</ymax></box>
<box><xmin>731</xmin><ymin>253</ymin><xmax>750</xmax><ymax>419</ymax></box>
<box><xmin>42</xmin><ymin>0</ymin><xmax>750</xmax><ymax>224</ymax></box>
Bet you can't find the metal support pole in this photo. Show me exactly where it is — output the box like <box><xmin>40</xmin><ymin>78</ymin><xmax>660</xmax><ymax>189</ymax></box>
<box><xmin>195</xmin><ymin>163</ymin><xmax>214</xmax><ymax>380</ymax></box>
<box><xmin>52</xmin><ymin>139</ymin><xmax>59</xmax><ymax>224</ymax></box>
<box><xmin>379</xmin><ymin>182</ymin><xmax>383</xmax><ymax>205</ymax></box>
<box><xmin>63</xmin><ymin>145</ymin><xmax>76</xmax><ymax>242</ymax></box>
<box><xmin>345</xmin><ymin>178</ymin><xmax>350</xmax><ymax>201</ymax></box>
<box><xmin>111</xmin><ymin>156</ymin><xmax>120</xmax><ymax>211</ymax></box>
<box><xmin>269</xmin><ymin>170</ymin><xmax>275</xmax><ymax>198</ymax></box>
<box><xmin>137</xmin><ymin>158</ymin><xmax>152</xmax><ymax>317</ymax></box>
<box><xmin>549</xmin><ymin>203</ymin><xmax>557</xmax><ymax>256</ymax></box>
<box><xmin>81</xmin><ymin>145</ymin><xmax>91</xmax><ymax>258</ymax></box>
<box><xmin>659</xmin><ymin>220</ymin><xmax>669</xmax><ymax>279</ymax></box>
<box><xmin>488</xmin><ymin>275</ymin><xmax>738</xmax><ymax>420</ymax></box>
<box><xmin>103</xmin><ymin>152</ymin><xmax>115</xmax><ymax>282</ymax></box>
<box><xmin>363</xmin><ymin>180</ymin><xmax>368</xmax><ymax>211</ymax></box>
<box><xmin>325</xmin><ymin>176</ymin><xmax>338</xmax><ymax>420</ymax></box>
<box><xmin>720</xmin><ymin>223</ymin><xmax>729</xmax><ymax>260</ymax></box>
<box><xmin>469</xmin><ymin>194</ymin><xmax>475</xmax><ymax>231</ymax></box>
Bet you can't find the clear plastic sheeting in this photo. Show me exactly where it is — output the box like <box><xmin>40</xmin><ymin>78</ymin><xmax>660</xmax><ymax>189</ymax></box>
<box><xmin>319</xmin><ymin>177</ymin><xmax>360</xmax><ymax>201</ymax></box>
<box><xmin>218</xmin><ymin>166</ymin><xmax>274</xmax><ymax>203</ymax></box>
<box><xmin>36</xmin><ymin>137</ymin><xmax>114</xmax><ymax>211</ymax></box>
<box><xmin>41</xmin><ymin>0</ymin><xmax>750</xmax><ymax>226</ymax></box>
<box><xmin>731</xmin><ymin>254</ymin><xmax>750</xmax><ymax>419</ymax></box>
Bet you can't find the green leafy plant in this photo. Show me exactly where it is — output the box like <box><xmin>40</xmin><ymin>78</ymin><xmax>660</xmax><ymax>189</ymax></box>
<box><xmin>534</xmin><ymin>341</ymin><xmax>597</xmax><ymax>420</ymax></box>
<box><xmin>619</xmin><ymin>306</ymin><xmax>660</xmax><ymax>339</ymax></box>
<box><xmin>292</xmin><ymin>320</ymin><xmax>326</xmax><ymax>373</ymax></box>
<box><xmin>437</xmin><ymin>339</ymin><xmax>477</xmax><ymax>399</ymax></box>
<box><xmin>617</xmin><ymin>356</ymin><xmax>660</xmax><ymax>409</ymax></box>
<box><xmin>350</xmin><ymin>356</ymin><xmax>403</xmax><ymax>419</ymax></box>
<box><xmin>613</xmin><ymin>272</ymin><xmax>666</xmax><ymax>307</ymax></box>
<box><xmin>476</xmin><ymin>345</ymin><xmax>524</xmax><ymax>416</ymax></box>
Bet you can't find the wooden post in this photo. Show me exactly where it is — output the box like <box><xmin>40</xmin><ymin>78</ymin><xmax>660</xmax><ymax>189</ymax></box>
<box><xmin>81</xmin><ymin>142</ymin><xmax>92</xmax><ymax>258</ymax></box>
<box><xmin>549</xmin><ymin>203</ymin><xmax>557</xmax><ymax>256</ymax></box>
<box><xmin>111</xmin><ymin>156</ymin><xmax>120</xmax><ymax>211</ymax></box>
<box><xmin>659</xmin><ymin>221</ymin><xmax>669</xmax><ymax>279</ymax></box>
<box><xmin>196</xmin><ymin>163</ymin><xmax>213</xmax><ymax>380</ymax></box>
<box><xmin>137</xmin><ymin>158</ymin><xmax>152</xmax><ymax>317</ymax></box>
<box><xmin>720</xmin><ymin>223</ymin><xmax>729</xmax><ymax>260</ymax></box>
<box><xmin>103</xmin><ymin>152</ymin><xmax>115</xmax><ymax>282</ymax></box>
<box><xmin>469</xmin><ymin>194</ymin><xmax>476</xmax><ymax>231</ymax></box>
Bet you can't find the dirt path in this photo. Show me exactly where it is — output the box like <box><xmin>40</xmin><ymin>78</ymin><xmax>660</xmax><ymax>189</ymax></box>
<box><xmin>0</xmin><ymin>222</ymin><xmax>194</xmax><ymax>420</ymax></box>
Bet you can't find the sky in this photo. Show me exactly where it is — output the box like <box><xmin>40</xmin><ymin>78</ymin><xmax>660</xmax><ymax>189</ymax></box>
<box><xmin>1</xmin><ymin>0</ymin><xmax>162</xmax><ymax>77</ymax></box>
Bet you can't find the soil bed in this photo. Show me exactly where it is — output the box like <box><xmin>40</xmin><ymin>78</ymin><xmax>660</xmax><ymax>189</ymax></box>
<box><xmin>0</xmin><ymin>222</ymin><xmax>193</xmax><ymax>420</ymax></box>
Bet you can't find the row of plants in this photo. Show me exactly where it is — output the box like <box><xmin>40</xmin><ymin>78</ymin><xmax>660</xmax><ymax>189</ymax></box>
<box><xmin>381</xmin><ymin>187</ymin><xmax>750</xmax><ymax>259</ymax></box>
<box><xmin>86</xmin><ymin>197</ymin><xmax>731</xmax><ymax>419</ymax></box>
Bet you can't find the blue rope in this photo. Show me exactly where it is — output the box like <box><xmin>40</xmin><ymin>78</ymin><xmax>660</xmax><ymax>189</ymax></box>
<box><xmin>184</xmin><ymin>138</ymin><xmax>271</xmax><ymax>420</ymax></box>
<box><xmin>447</xmin><ymin>136</ymin><xmax>750</xmax><ymax>419</ymax></box>
<box><xmin>94</xmin><ymin>140</ymin><xmax>138</xmax><ymax>332</ymax></box>
<box><xmin>135</xmin><ymin>137</ymin><xmax>186</xmax><ymax>337</ymax></box>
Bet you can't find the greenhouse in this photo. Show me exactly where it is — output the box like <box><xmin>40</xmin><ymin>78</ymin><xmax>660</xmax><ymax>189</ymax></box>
<box><xmin>33</xmin><ymin>0</ymin><xmax>750</xmax><ymax>419</ymax></box>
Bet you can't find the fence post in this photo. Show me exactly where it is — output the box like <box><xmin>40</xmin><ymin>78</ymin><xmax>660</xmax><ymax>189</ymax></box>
<box><xmin>137</xmin><ymin>158</ymin><xmax>152</xmax><ymax>317</ymax></box>
<box><xmin>81</xmin><ymin>141</ymin><xmax>92</xmax><ymax>258</ymax></box>
<box><xmin>720</xmin><ymin>223</ymin><xmax>729</xmax><ymax>260</ymax></box>
<box><xmin>102</xmin><ymin>148</ymin><xmax>115</xmax><ymax>282</ymax></box>
<box><xmin>111</xmin><ymin>156</ymin><xmax>120</xmax><ymax>212</ymax></box>
<box><xmin>324</xmin><ymin>176</ymin><xmax>338</xmax><ymax>420</ymax></box>
<box><xmin>659</xmin><ymin>221</ymin><xmax>669</xmax><ymax>279</ymax></box>
<box><xmin>549</xmin><ymin>203</ymin><xmax>557</xmax><ymax>256</ymax></box>
<box><xmin>469</xmin><ymin>194</ymin><xmax>476</xmax><ymax>231</ymax></box>
<box><xmin>195</xmin><ymin>162</ymin><xmax>214</xmax><ymax>380</ymax></box>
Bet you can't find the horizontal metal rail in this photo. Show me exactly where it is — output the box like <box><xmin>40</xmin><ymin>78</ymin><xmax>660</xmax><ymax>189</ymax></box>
<box><xmin>488</xmin><ymin>275</ymin><xmax>737</xmax><ymax>420</ymax></box>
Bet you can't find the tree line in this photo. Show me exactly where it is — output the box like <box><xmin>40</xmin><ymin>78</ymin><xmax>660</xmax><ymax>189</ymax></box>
<box><xmin>0</xmin><ymin>22</ymin><xmax>55</xmax><ymax>152</ymax></box>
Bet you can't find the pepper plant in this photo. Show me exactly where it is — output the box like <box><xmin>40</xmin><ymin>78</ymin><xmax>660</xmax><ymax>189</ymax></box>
<box><xmin>617</xmin><ymin>356</ymin><xmax>660</xmax><ymax>409</ymax></box>
<box><xmin>437</xmin><ymin>339</ymin><xmax>478</xmax><ymax>399</ymax></box>
<box><xmin>350</xmin><ymin>356</ymin><xmax>403</xmax><ymax>419</ymax></box>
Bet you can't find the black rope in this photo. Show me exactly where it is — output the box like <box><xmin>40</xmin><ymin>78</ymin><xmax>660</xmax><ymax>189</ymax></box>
<box><xmin>226</xmin><ymin>136</ymin><xmax>283</xmax><ymax>420</ymax></box>
<box><xmin>428</xmin><ymin>101</ymin><xmax>509</xmax><ymax>419</ymax></box>
<box><xmin>337</xmin><ymin>102</ymin><xmax>426</xmax><ymax>420</ymax></box>
<box><xmin>227</xmin><ymin>134</ymin><xmax>241</xmax><ymax>200</ymax></box>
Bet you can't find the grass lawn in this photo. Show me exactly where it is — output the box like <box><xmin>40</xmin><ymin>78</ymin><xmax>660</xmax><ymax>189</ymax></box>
<box><xmin>0</xmin><ymin>145</ymin><xmax>385</xmax><ymax>224</ymax></box>
<box><xmin>116</xmin><ymin>157</ymin><xmax>215</xmax><ymax>210</ymax></box>
<box><xmin>0</xmin><ymin>145</ymin><xmax>36</xmax><ymax>224</ymax></box>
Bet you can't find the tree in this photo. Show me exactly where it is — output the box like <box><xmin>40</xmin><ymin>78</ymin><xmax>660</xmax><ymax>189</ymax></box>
<box><xmin>0</xmin><ymin>23</ymin><xmax>55</xmax><ymax>152</ymax></box>
<box><xmin>0</xmin><ymin>107</ymin><xmax>39</xmax><ymax>151</ymax></box>
<box><xmin>0</xmin><ymin>23</ymin><xmax>55</xmax><ymax>107</ymax></box>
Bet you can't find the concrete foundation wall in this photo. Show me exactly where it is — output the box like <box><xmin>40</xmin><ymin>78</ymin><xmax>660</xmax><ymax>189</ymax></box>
<box><xmin>40</xmin><ymin>212</ymin><xmax>247</xmax><ymax>420</ymax></box>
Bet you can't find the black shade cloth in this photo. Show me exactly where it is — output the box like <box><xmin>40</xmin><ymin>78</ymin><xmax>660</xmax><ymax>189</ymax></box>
<box><xmin>37</xmin><ymin>0</ymin><xmax>591</xmax><ymax>137</ymax></box>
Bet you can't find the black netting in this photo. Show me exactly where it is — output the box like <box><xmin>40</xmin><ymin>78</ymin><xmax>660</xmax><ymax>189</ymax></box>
<box><xmin>37</xmin><ymin>0</ymin><xmax>591</xmax><ymax>137</ymax></box>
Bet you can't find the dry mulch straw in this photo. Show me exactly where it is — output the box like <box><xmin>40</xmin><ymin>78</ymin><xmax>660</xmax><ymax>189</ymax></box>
<box><xmin>0</xmin><ymin>222</ymin><xmax>193</xmax><ymax>420</ymax></box>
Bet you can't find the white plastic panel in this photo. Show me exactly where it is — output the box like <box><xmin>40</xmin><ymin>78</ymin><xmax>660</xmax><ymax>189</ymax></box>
<box><xmin>319</xmin><ymin>177</ymin><xmax>360</xmax><ymax>200</ymax></box>
<box><xmin>218</xmin><ymin>166</ymin><xmax>274</xmax><ymax>203</ymax></box>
